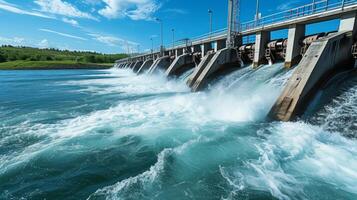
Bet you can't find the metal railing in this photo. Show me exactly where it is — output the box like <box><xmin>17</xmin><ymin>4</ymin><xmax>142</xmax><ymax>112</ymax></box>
<box><xmin>240</xmin><ymin>0</ymin><xmax>357</xmax><ymax>31</ymax></box>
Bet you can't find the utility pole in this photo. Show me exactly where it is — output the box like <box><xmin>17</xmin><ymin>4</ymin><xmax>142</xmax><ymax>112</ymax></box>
<box><xmin>156</xmin><ymin>18</ymin><xmax>164</xmax><ymax>56</ymax></box>
<box><xmin>255</xmin><ymin>0</ymin><xmax>260</xmax><ymax>27</ymax></box>
<box><xmin>227</xmin><ymin>0</ymin><xmax>239</xmax><ymax>48</ymax></box>
<box><xmin>208</xmin><ymin>9</ymin><xmax>213</xmax><ymax>40</ymax></box>
<box><xmin>171</xmin><ymin>29</ymin><xmax>175</xmax><ymax>49</ymax></box>
<box><xmin>342</xmin><ymin>0</ymin><xmax>346</xmax><ymax>9</ymax></box>
<box><xmin>150</xmin><ymin>37</ymin><xmax>154</xmax><ymax>54</ymax></box>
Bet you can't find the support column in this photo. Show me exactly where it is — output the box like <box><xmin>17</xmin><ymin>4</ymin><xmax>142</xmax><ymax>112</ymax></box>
<box><xmin>175</xmin><ymin>48</ymin><xmax>184</xmax><ymax>57</ymax></box>
<box><xmin>339</xmin><ymin>12</ymin><xmax>357</xmax><ymax>36</ymax></box>
<box><xmin>201</xmin><ymin>43</ymin><xmax>212</xmax><ymax>58</ymax></box>
<box><xmin>253</xmin><ymin>31</ymin><xmax>270</xmax><ymax>68</ymax></box>
<box><xmin>215</xmin><ymin>39</ymin><xmax>227</xmax><ymax>52</ymax></box>
<box><xmin>191</xmin><ymin>45</ymin><xmax>201</xmax><ymax>54</ymax></box>
<box><xmin>285</xmin><ymin>24</ymin><xmax>305</xmax><ymax>68</ymax></box>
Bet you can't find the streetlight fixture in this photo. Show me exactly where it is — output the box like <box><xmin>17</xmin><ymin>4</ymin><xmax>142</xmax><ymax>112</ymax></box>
<box><xmin>150</xmin><ymin>37</ymin><xmax>154</xmax><ymax>54</ymax></box>
<box><xmin>155</xmin><ymin>18</ymin><xmax>164</xmax><ymax>55</ymax></box>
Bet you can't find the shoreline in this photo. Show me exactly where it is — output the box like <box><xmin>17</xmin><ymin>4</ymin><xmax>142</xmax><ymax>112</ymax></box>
<box><xmin>0</xmin><ymin>61</ymin><xmax>114</xmax><ymax>70</ymax></box>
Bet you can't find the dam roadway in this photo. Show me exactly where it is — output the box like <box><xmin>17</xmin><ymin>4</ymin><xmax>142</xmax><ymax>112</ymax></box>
<box><xmin>115</xmin><ymin>0</ymin><xmax>357</xmax><ymax>122</ymax></box>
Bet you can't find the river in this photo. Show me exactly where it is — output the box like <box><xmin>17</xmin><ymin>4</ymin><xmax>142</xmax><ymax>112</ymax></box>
<box><xmin>0</xmin><ymin>65</ymin><xmax>356</xmax><ymax>200</ymax></box>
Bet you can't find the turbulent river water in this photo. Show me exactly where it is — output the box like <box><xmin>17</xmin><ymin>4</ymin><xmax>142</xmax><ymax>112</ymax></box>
<box><xmin>0</xmin><ymin>64</ymin><xmax>356</xmax><ymax>200</ymax></box>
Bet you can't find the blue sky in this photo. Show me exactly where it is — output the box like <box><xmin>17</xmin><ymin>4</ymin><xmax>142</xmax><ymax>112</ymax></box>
<box><xmin>0</xmin><ymin>0</ymin><xmax>339</xmax><ymax>54</ymax></box>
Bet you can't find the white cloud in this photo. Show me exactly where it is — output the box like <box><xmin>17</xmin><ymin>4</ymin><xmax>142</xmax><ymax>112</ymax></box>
<box><xmin>88</xmin><ymin>33</ymin><xmax>137</xmax><ymax>49</ymax></box>
<box><xmin>39</xmin><ymin>28</ymin><xmax>87</xmax><ymax>41</ymax></box>
<box><xmin>0</xmin><ymin>0</ymin><xmax>53</xmax><ymax>19</ymax></box>
<box><xmin>62</xmin><ymin>17</ymin><xmax>79</xmax><ymax>26</ymax></box>
<box><xmin>277</xmin><ymin>1</ymin><xmax>301</xmax><ymax>11</ymax></box>
<box><xmin>98</xmin><ymin>0</ymin><xmax>160</xmax><ymax>20</ymax></box>
<box><xmin>34</xmin><ymin>0</ymin><xmax>97</xmax><ymax>20</ymax></box>
<box><xmin>163</xmin><ymin>8</ymin><xmax>187</xmax><ymax>15</ymax></box>
<box><xmin>0</xmin><ymin>36</ymin><xmax>25</xmax><ymax>45</ymax></box>
<box><xmin>38</xmin><ymin>39</ymin><xmax>49</xmax><ymax>48</ymax></box>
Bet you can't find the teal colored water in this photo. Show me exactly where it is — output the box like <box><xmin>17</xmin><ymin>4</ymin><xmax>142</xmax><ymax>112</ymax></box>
<box><xmin>0</xmin><ymin>66</ymin><xmax>356</xmax><ymax>200</ymax></box>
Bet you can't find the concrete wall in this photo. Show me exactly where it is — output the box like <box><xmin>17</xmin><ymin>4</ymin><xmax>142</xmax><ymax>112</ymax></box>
<box><xmin>269</xmin><ymin>31</ymin><xmax>354</xmax><ymax>121</ymax></box>
<box><xmin>165</xmin><ymin>54</ymin><xmax>195</xmax><ymax>77</ymax></box>
<box><xmin>285</xmin><ymin>24</ymin><xmax>305</xmax><ymax>68</ymax></box>
<box><xmin>201</xmin><ymin>43</ymin><xmax>213</xmax><ymax>58</ymax></box>
<box><xmin>137</xmin><ymin>59</ymin><xmax>154</xmax><ymax>74</ymax></box>
<box><xmin>253</xmin><ymin>31</ymin><xmax>271</xmax><ymax>68</ymax></box>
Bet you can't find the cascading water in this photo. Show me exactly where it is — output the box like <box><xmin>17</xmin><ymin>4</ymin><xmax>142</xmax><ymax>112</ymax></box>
<box><xmin>0</xmin><ymin>65</ymin><xmax>356</xmax><ymax>200</ymax></box>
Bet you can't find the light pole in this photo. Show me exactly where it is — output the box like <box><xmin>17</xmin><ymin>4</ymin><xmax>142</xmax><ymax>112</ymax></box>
<box><xmin>208</xmin><ymin>9</ymin><xmax>213</xmax><ymax>40</ymax></box>
<box><xmin>150</xmin><ymin>37</ymin><xmax>154</xmax><ymax>54</ymax></box>
<box><xmin>171</xmin><ymin>29</ymin><xmax>175</xmax><ymax>49</ymax></box>
<box><xmin>255</xmin><ymin>0</ymin><xmax>260</xmax><ymax>27</ymax></box>
<box><xmin>156</xmin><ymin>18</ymin><xmax>164</xmax><ymax>55</ymax></box>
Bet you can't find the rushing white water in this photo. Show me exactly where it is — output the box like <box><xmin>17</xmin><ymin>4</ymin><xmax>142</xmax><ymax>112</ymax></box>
<box><xmin>0</xmin><ymin>64</ymin><xmax>356</xmax><ymax>200</ymax></box>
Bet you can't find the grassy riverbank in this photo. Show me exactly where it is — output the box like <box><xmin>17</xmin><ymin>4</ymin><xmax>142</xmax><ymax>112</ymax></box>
<box><xmin>0</xmin><ymin>45</ymin><xmax>127</xmax><ymax>70</ymax></box>
<box><xmin>0</xmin><ymin>61</ymin><xmax>113</xmax><ymax>70</ymax></box>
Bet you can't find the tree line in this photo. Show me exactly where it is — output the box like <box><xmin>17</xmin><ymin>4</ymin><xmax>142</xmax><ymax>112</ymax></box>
<box><xmin>0</xmin><ymin>45</ymin><xmax>128</xmax><ymax>63</ymax></box>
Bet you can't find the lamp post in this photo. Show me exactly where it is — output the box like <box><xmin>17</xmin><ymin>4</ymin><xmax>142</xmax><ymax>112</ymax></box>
<box><xmin>255</xmin><ymin>0</ymin><xmax>260</xmax><ymax>27</ymax></box>
<box><xmin>156</xmin><ymin>18</ymin><xmax>164</xmax><ymax>55</ymax></box>
<box><xmin>208</xmin><ymin>9</ymin><xmax>213</xmax><ymax>39</ymax></box>
<box><xmin>342</xmin><ymin>0</ymin><xmax>346</xmax><ymax>9</ymax></box>
<box><xmin>171</xmin><ymin>29</ymin><xmax>175</xmax><ymax>49</ymax></box>
<box><xmin>150</xmin><ymin>37</ymin><xmax>154</xmax><ymax>53</ymax></box>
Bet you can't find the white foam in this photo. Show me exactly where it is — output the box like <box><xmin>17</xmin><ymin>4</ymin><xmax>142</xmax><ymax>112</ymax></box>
<box><xmin>241</xmin><ymin>121</ymin><xmax>357</xmax><ymax>199</ymax></box>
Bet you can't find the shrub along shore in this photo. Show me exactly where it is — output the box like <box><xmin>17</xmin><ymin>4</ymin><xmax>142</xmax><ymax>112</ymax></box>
<box><xmin>0</xmin><ymin>45</ymin><xmax>128</xmax><ymax>70</ymax></box>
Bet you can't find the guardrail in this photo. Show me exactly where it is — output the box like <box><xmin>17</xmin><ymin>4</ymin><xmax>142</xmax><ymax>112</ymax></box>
<box><xmin>240</xmin><ymin>0</ymin><xmax>357</xmax><ymax>31</ymax></box>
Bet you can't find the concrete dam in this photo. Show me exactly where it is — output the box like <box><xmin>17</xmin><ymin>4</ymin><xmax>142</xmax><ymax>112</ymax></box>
<box><xmin>115</xmin><ymin>0</ymin><xmax>357</xmax><ymax>122</ymax></box>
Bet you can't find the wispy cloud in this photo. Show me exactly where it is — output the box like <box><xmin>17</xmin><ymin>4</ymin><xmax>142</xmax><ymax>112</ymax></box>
<box><xmin>0</xmin><ymin>35</ymin><xmax>50</xmax><ymax>49</ymax></box>
<box><xmin>88</xmin><ymin>33</ymin><xmax>138</xmax><ymax>51</ymax></box>
<box><xmin>38</xmin><ymin>39</ymin><xmax>49</xmax><ymax>48</ymax></box>
<box><xmin>163</xmin><ymin>8</ymin><xmax>187</xmax><ymax>15</ymax></box>
<box><xmin>277</xmin><ymin>0</ymin><xmax>302</xmax><ymax>11</ymax></box>
<box><xmin>98</xmin><ymin>0</ymin><xmax>161</xmax><ymax>21</ymax></box>
<box><xmin>62</xmin><ymin>17</ymin><xmax>79</xmax><ymax>27</ymax></box>
<box><xmin>0</xmin><ymin>0</ymin><xmax>53</xmax><ymax>19</ymax></box>
<box><xmin>39</xmin><ymin>28</ymin><xmax>87</xmax><ymax>41</ymax></box>
<box><xmin>0</xmin><ymin>36</ymin><xmax>25</xmax><ymax>45</ymax></box>
<box><xmin>34</xmin><ymin>0</ymin><xmax>97</xmax><ymax>20</ymax></box>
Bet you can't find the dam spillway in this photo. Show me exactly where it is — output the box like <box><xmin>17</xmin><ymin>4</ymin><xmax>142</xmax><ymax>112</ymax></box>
<box><xmin>116</xmin><ymin>0</ymin><xmax>357</xmax><ymax>121</ymax></box>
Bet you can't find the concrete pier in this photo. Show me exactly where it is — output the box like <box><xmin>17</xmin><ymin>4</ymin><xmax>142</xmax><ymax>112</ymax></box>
<box><xmin>137</xmin><ymin>59</ymin><xmax>154</xmax><ymax>74</ymax></box>
<box><xmin>165</xmin><ymin>54</ymin><xmax>195</xmax><ymax>77</ymax></box>
<box><xmin>269</xmin><ymin>31</ymin><xmax>354</xmax><ymax>121</ymax></box>
<box><xmin>191</xmin><ymin>48</ymin><xmax>240</xmax><ymax>92</ymax></box>
<box><xmin>215</xmin><ymin>39</ymin><xmax>227</xmax><ymax>52</ymax></box>
<box><xmin>285</xmin><ymin>24</ymin><xmax>306</xmax><ymax>68</ymax></box>
<box><xmin>148</xmin><ymin>56</ymin><xmax>171</xmax><ymax>74</ymax></box>
<box><xmin>132</xmin><ymin>61</ymin><xmax>144</xmax><ymax>73</ymax></box>
<box><xmin>201</xmin><ymin>43</ymin><xmax>213</xmax><ymax>57</ymax></box>
<box><xmin>253</xmin><ymin>31</ymin><xmax>270</xmax><ymax>68</ymax></box>
<box><xmin>175</xmin><ymin>48</ymin><xmax>184</xmax><ymax>57</ymax></box>
<box><xmin>187</xmin><ymin>53</ymin><xmax>215</xmax><ymax>87</ymax></box>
